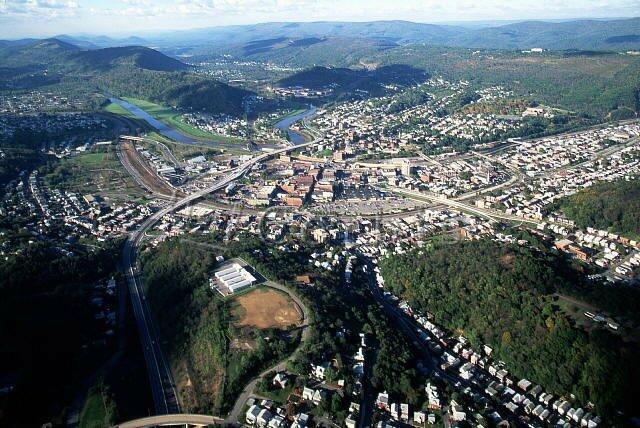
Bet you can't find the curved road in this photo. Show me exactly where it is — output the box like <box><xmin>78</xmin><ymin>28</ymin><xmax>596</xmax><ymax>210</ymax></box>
<box><xmin>115</xmin><ymin>414</ymin><xmax>223</xmax><ymax>428</ymax></box>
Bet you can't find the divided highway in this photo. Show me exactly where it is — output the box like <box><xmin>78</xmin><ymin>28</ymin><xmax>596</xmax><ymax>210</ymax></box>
<box><xmin>120</xmin><ymin>134</ymin><xmax>324</xmax><ymax>416</ymax></box>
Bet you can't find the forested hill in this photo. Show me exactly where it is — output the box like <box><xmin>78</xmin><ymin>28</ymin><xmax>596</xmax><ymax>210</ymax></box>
<box><xmin>0</xmin><ymin>38</ymin><xmax>251</xmax><ymax>116</ymax></box>
<box><xmin>0</xmin><ymin>38</ymin><xmax>188</xmax><ymax>72</ymax></box>
<box><xmin>379</xmin><ymin>240</ymin><xmax>639</xmax><ymax>418</ymax></box>
<box><xmin>70</xmin><ymin>46</ymin><xmax>189</xmax><ymax>72</ymax></box>
<box><xmin>554</xmin><ymin>178</ymin><xmax>640</xmax><ymax>239</ymax></box>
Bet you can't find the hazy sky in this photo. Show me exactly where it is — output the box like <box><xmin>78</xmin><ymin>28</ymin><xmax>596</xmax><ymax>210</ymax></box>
<box><xmin>1</xmin><ymin>0</ymin><xmax>639</xmax><ymax>38</ymax></box>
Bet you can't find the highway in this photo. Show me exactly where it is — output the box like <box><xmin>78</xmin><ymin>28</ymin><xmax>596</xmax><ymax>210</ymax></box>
<box><xmin>120</xmin><ymin>130</ymin><xmax>324</xmax><ymax>417</ymax></box>
<box><xmin>377</xmin><ymin>185</ymin><xmax>541</xmax><ymax>225</ymax></box>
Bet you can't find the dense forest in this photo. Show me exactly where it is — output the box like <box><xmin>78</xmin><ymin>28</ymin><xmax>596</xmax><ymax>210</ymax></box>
<box><xmin>97</xmin><ymin>68</ymin><xmax>251</xmax><ymax>116</ymax></box>
<box><xmin>0</xmin><ymin>128</ymin><xmax>46</xmax><ymax>190</ymax></box>
<box><xmin>379</xmin><ymin>240</ymin><xmax>639</xmax><ymax>418</ymax></box>
<box><xmin>0</xmin><ymin>237</ymin><xmax>122</xmax><ymax>425</ymax></box>
<box><xmin>555</xmin><ymin>178</ymin><xmax>640</xmax><ymax>238</ymax></box>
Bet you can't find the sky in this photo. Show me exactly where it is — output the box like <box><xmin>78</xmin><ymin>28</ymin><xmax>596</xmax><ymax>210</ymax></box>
<box><xmin>0</xmin><ymin>0</ymin><xmax>639</xmax><ymax>39</ymax></box>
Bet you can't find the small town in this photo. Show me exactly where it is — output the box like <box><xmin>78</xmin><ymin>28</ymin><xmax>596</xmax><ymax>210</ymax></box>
<box><xmin>1</xmin><ymin>7</ymin><xmax>640</xmax><ymax>428</ymax></box>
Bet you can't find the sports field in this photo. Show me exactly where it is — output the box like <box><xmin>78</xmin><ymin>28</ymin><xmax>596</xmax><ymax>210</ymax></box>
<box><xmin>232</xmin><ymin>288</ymin><xmax>302</xmax><ymax>329</ymax></box>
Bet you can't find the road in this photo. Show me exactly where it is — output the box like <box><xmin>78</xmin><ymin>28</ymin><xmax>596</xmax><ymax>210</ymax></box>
<box><xmin>378</xmin><ymin>185</ymin><xmax>541</xmax><ymax>225</ymax></box>
<box><xmin>120</xmin><ymin>130</ymin><xmax>325</xmax><ymax>417</ymax></box>
<box><xmin>114</xmin><ymin>413</ymin><xmax>223</xmax><ymax>428</ymax></box>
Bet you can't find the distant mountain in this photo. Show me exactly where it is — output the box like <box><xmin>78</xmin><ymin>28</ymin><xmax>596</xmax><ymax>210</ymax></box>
<box><xmin>0</xmin><ymin>38</ymin><xmax>38</xmax><ymax>48</ymax></box>
<box><xmin>71</xmin><ymin>46</ymin><xmax>189</xmax><ymax>72</ymax></box>
<box><xmin>452</xmin><ymin>18</ymin><xmax>640</xmax><ymax>50</ymax></box>
<box><xmin>153</xmin><ymin>20</ymin><xmax>464</xmax><ymax>50</ymax></box>
<box><xmin>210</xmin><ymin>37</ymin><xmax>397</xmax><ymax>67</ymax></box>
<box><xmin>0</xmin><ymin>38</ymin><xmax>188</xmax><ymax>72</ymax></box>
<box><xmin>0</xmin><ymin>38</ymin><xmax>80</xmax><ymax>67</ymax></box>
<box><xmin>53</xmin><ymin>34</ymin><xmax>149</xmax><ymax>49</ymax></box>
<box><xmin>149</xmin><ymin>18</ymin><xmax>640</xmax><ymax>54</ymax></box>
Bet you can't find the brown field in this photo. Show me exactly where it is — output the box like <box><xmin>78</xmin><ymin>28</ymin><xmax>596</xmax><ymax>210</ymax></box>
<box><xmin>232</xmin><ymin>288</ymin><xmax>302</xmax><ymax>329</ymax></box>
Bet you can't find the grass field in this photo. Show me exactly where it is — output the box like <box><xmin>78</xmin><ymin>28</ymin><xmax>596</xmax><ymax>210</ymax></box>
<box><xmin>145</xmin><ymin>131</ymin><xmax>225</xmax><ymax>160</ymax></box>
<box><xmin>42</xmin><ymin>147</ymin><xmax>146</xmax><ymax>202</ymax></box>
<box><xmin>103</xmin><ymin>101</ymin><xmax>137</xmax><ymax>119</ymax></box>
<box><xmin>122</xmin><ymin>97</ymin><xmax>246</xmax><ymax>144</ymax></box>
<box><xmin>232</xmin><ymin>288</ymin><xmax>301</xmax><ymax>329</ymax></box>
<box><xmin>264</xmin><ymin>108</ymin><xmax>307</xmax><ymax>126</ymax></box>
<box><xmin>79</xmin><ymin>383</ymin><xmax>116</xmax><ymax>428</ymax></box>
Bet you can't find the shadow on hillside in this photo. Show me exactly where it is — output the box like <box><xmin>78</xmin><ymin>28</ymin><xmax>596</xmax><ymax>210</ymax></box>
<box><xmin>276</xmin><ymin>64</ymin><xmax>429</xmax><ymax>95</ymax></box>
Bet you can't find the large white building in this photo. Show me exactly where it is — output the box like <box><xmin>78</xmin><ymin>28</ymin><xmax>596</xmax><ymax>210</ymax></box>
<box><xmin>214</xmin><ymin>263</ymin><xmax>257</xmax><ymax>293</ymax></box>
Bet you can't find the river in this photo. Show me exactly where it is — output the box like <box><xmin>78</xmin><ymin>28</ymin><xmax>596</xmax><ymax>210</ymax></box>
<box><xmin>110</xmin><ymin>96</ymin><xmax>316</xmax><ymax>147</ymax></box>
<box><xmin>108</xmin><ymin>97</ymin><xmax>198</xmax><ymax>144</ymax></box>
<box><xmin>273</xmin><ymin>105</ymin><xmax>317</xmax><ymax>145</ymax></box>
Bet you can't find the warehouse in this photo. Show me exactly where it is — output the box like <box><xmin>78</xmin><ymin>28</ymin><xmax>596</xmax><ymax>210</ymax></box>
<box><xmin>212</xmin><ymin>263</ymin><xmax>257</xmax><ymax>294</ymax></box>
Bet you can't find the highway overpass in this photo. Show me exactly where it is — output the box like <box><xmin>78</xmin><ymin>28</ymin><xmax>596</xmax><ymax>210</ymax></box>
<box><xmin>114</xmin><ymin>414</ymin><xmax>223</xmax><ymax>428</ymax></box>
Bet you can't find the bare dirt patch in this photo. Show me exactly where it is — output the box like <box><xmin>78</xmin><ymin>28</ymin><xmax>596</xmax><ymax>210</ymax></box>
<box><xmin>232</xmin><ymin>288</ymin><xmax>302</xmax><ymax>329</ymax></box>
<box><xmin>499</xmin><ymin>253</ymin><xmax>515</xmax><ymax>268</ymax></box>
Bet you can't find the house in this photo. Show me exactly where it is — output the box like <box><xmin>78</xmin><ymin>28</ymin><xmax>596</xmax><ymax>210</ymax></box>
<box><xmin>311</xmin><ymin>362</ymin><xmax>331</xmax><ymax>380</ymax></box>
<box><xmin>391</xmin><ymin>403</ymin><xmax>400</xmax><ymax>420</ymax></box>
<box><xmin>450</xmin><ymin>401</ymin><xmax>466</xmax><ymax>422</ymax></box>
<box><xmin>376</xmin><ymin>391</ymin><xmax>390</xmax><ymax>410</ymax></box>
<box><xmin>400</xmin><ymin>403</ymin><xmax>410</xmax><ymax>422</ymax></box>
<box><xmin>302</xmin><ymin>387</ymin><xmax>315</xmax><ymax>401</ymax></box>
<box><xmin>426</xmin><ymin>383</ymin><xmax>441</xmax><ymax>410</ymax></box>
<box><xmin>291</xmin><ymin>413</ymin><xmax>310</xmax><ymax>428</ymax></box>
<box><xmin>517</xmin><ymin>379</ymin><xmax>532</xmax><ymax>392</ymax></box>
<box><xmin>312</xmin><ymin>389</ymin><xmax>326</xmax><ymax>406</ymax></box>
<box><xmin>313</xmin><ymin>228</ymin><xmax>330</xmax><ymax>243</ymax></box>
<box><xmin>257</xmin><ymin>409</ymin><xmax>273</xmax><ymax>428</ymax></box>
<box><xmin>295</xmin><ymin>274</ymin><xmax>314</xmax><ymax>285</ymax></box>
<box><xmin>269</xmin><ymin>415</ymin><xmax>286</xmax><ymax>428</ymax></box>
<box><xmin>273</xmin><ymin>372</ymin><xmax>288</xmax><ymax>389</ymax></box>
<box><xmin>345</xmin><ymin>413</ymin><xmax>357</xmax><ymax>428</ymax></box>
<box><xmin>246</xmin><ymin>405</ymin><xmax>261</xmax><ymax>425</ymax></box>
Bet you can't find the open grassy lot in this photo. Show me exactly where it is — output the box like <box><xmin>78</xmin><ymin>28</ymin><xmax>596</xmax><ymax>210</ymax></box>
<box><xmin>122</xmin><ymin>97</ymin><xmax>246</xmax><ymax>144</ymax></box>
<box><xmin>103</xmin><ymin>101</ymin><xmax>137</xmax><ymax>119</ymax></box>
<box><xmin>42</xmin><ymin>147</ymin><xmax>147</xmax><ymax>203</ymax></box>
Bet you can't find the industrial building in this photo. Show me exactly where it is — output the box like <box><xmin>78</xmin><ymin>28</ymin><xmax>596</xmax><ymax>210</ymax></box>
<box><xmin>213</xmin><ymin>263</ymin><xmax>257</xmax><ymax>294</ymax></box>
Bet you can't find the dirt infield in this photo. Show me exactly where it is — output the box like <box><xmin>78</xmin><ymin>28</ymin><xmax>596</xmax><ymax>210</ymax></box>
<box><xmin>232</xmin><ymin>288</ymin><xmax>302</xmax><ymax>329</ymax></box>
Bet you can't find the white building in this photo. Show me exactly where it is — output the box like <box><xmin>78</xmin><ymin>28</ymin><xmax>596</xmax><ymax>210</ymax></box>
<box><xmin>214</xmin><ymin>263</ymin><xmax>257</xmax><ymax>293</ymax></box>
